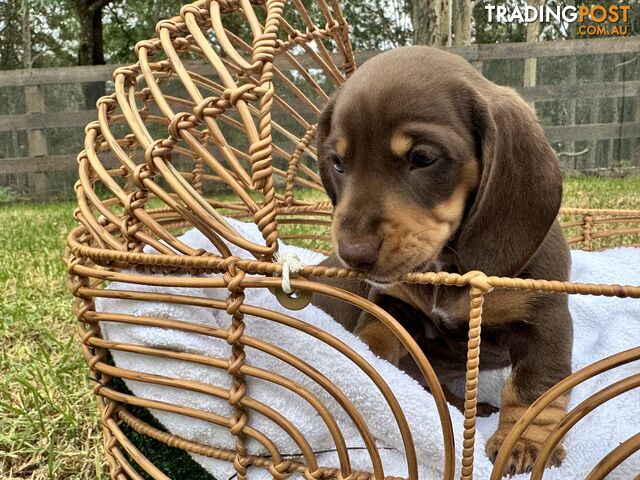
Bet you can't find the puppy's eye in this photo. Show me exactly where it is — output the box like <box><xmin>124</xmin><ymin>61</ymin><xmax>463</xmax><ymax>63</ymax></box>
<box><xmin>330</xmin><ymin>154</ymin><xmax>344</xmax><ymax>173</ymax></box>
<box><xmin>409</xmin><ymin>149</ymin><xmax>438</xmax><ymax>170</ymax></box>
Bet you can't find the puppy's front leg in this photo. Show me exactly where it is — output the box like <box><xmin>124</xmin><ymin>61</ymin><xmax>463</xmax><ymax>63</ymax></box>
<box><xmin>486</xmin><ymin>295</ymin><xmax>572</xmax><ymax>476</ymax></box>
<box><xmin>354</xmin><ymin>291</ymin><xmax>429</xmax><ymax>365</ymax></box>
<box><xmin>355</xmin><ymin>313</ymin><xmax>406</xmax><ymax>365</ymax></box>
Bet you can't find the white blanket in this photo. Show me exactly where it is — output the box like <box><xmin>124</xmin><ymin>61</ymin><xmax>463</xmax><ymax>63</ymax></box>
<box><xmin>96</xmin><ymin>219</ymin><xmax>640</xmax><ymax>479</ymax></box>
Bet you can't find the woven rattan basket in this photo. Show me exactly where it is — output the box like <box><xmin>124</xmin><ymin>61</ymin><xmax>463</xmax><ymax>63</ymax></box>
<box><xmin>65</xmin><ymin>1</ymin><xmax>640</xmax><ymax>478</ymax></box>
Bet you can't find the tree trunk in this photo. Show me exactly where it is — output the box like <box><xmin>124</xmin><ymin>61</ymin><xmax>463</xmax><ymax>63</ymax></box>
<box><xmin>22</xmin><ymin>6</ymin><xmax>31</xmax><ymax>68</ymax></box>
<box><xmin>454</xmin><ymin>0</ymin><xmax>473</xmax><ymax>46</ymax></box>
<box><xmin>411</xmin><ymin>0</ymin><xmax>445</xmax><ymax>46</ymax></box>
<box><xmin>523</xmin><ymin>0</ymin><xmax>544</xmax><ymax>90</ymax></box>
<box><xmin>74</xmin><ymin>0</ymin><xmax>108</xmax><ymax>108</ymax></box>
<box><xmin>75</xmin><ymin>0</ymin><xmax>106</xmax><ymax>65</ymax></box>
<box><xmin>439</xmin><ymin>0</ymin><xmax>452</xmax><ymax>46</ymax></box>
<box><xmin>566</xmin><ymin>0</ymin><xmax>577</xmax><ymax>39</ymax></box>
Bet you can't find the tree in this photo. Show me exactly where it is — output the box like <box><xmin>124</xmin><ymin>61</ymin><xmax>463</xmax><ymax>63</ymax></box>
<box><xmin>0</xmin><ymin>0</ymin><xmax>24</xmax><ymax>70</ymax></box>
<box><xmin>473</xmin><ymin>0</ymin><xmax>526</xmax><ymax>44</ymax></box>
<box><xmin>73</xmin><ymin>0</ymin><xmax>114</xmax><ymax>108</ymax></box>
<box><xmin>523</xmin><ymin>0</ymin><xmax>544</xmax><ymax>89</ymax></box>
<box><xmin>408</xmin><ymin>0</ymin><xmax>448</xmax><ymax>45</ymax></box>
<box><xmin>454</xmin><ymin>0</ymin><xmax>473</xmax><ymax>46</ymax></box>
<box><xmin>73</xmin><ymin>0</ymin><xmax>112</xmax><ymax>66</ymax></box>
<box><xmin>440</xmin><ymin>0</ymin><xmax>452</xmax><ymax>46</ymax></box>
<box><xmin>297</xmin><ymin>0</ymin><xmax>412</xmax><ymax>51</ymax></box>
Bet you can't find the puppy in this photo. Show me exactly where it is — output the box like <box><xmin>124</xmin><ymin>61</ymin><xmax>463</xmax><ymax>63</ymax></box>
<box><xmin>312</xmin><ymin>46</ymin><xmax>572</xmax><ymax>476</ymax></box>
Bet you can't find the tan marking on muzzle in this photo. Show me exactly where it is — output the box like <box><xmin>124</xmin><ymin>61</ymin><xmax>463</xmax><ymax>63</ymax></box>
<box><xmin>376</xmin><ymin>195</ymin><xmax>451</xmax><ymax>275</ymax></box>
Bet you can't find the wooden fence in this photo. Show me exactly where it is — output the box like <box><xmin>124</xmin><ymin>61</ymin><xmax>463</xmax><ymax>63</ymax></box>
<box><xmin>0</xmin><ymin>36</ymin><xmax>639</xmax><ymax>198</ymax></box>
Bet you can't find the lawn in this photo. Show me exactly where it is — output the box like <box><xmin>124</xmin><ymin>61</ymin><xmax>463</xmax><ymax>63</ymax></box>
<box><xmin>0</xmin><ymin>202</ymin><xmax>103</xmax><ymax>479</ymax></box>
<box><xmin>1</xmin><ymin>177</ymin><xmax>640</xmax><ymax>479</ymax></box>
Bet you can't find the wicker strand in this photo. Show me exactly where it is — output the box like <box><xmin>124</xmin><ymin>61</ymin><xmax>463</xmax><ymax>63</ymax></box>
<box><xmin>192</xmin><ymin>157</ymin><xmax>204</xmax><ymax>194</ymax></box>
<box><xmin>582</xmin><ymin>214</ymin><xmax>594</xmax><ymax>252</ymax></box>
<box><xmin>460</xmin><ymin>273</ymin><xmax>493</xmax><ymax>480</ymax></box>
<box><xmin>224</xmin><ymin>258</ymin><xmax>251</xmax><ymax>480</ymax></box>
<box><xmin>285</xmin><ymin>124</ymin><xmax>317</xmax><ymax>206</ymax></box>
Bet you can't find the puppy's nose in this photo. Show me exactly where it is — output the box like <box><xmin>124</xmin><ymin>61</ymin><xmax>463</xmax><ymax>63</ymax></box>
<box><xmin>338</xmin><ymin>236</ymin><xmax>380</xmax><ymax>271</ymax></box>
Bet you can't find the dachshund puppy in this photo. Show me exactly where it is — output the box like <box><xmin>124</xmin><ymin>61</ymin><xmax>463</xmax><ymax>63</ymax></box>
<box><xmin>313</xmin><ymin>46</ymin><xmax>572</xmax><ymax>476</ymax></box>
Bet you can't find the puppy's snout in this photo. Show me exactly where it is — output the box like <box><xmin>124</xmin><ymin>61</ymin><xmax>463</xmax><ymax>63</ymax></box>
<box><xmin>338</xmin><ymin>236</ymin><xmax>380</xmax><ymax>271</ymax></box>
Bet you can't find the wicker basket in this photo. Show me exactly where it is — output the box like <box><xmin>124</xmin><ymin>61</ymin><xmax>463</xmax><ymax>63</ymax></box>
<box><xmin>65</xmin><ymin>1</ymin><xmax>640</xmax><ymax>478</ymax></box>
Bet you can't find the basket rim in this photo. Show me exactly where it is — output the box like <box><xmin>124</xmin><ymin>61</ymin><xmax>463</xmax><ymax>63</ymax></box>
<box><xmin>66</xmin><ymin>204</ymin><xmax>640</xmax><ymax>299</ymax></box>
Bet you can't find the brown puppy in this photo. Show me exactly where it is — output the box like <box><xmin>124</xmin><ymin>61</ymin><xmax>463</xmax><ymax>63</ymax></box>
<box><xmin>313</xmin><ymin>46</ymin><xmax>572</xmax><ymax>476</ymax></box>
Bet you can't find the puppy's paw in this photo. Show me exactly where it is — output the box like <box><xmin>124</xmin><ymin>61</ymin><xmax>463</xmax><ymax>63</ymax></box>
<box><xmin>485</xmin><ymin>430</ymin><xmax>566</xmax><ymax>476</ymax></box>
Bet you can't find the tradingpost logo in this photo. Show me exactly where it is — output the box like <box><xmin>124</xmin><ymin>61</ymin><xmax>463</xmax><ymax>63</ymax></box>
<box><xmin>484</xmin><ymin>3</ymin><xmax>631</xmax><ymax>36</ymax></box>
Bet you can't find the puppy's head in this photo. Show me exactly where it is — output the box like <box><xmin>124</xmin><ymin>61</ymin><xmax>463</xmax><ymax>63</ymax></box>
<box><xmin>317</xmin><ymin>46</ymin><xmax>562</xmax><ymax>283</ymax></box>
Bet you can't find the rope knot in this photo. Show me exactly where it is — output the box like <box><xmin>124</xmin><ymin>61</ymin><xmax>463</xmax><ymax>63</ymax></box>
<box><xmin>223</xmin><ymin>84</ymin><xmax>259</xmax><ymax>107</ymax></box>
<box><xmin>462</xmin><ymin>270</ymin><xmax>493</xmax><ymax>293</ymax></box>
<box><xmin>274</xmin><ymin>251</ymin><xmax>304</xmax><ymax>294</ymax></box>
<box><xmin>168</xmin><ymin>111</ymin><xmax>197</xmax><ymax>139</ymax></box>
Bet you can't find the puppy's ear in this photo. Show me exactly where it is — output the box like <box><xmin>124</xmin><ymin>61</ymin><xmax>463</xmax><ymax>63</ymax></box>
<box><xmin>454</xmin><ymin>86</ymin><xmax>562</xmax><ymax>277</ymax></box>
<box><xmin>317</xmin><ymin>96</ymin><xmax>338</xmax><ymax>205</ymax></box>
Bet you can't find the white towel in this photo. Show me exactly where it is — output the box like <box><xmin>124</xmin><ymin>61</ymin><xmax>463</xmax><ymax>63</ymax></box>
<box><xmin>96</xmin><ymin>219</ymin><xmax>640</xmax><ymax>479</ymax></box>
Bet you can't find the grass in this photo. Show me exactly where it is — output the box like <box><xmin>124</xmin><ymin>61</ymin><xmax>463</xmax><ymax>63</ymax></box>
<box><xmin>563</xmin><ymin>177</ymin><xmax>640</xmax><ymax>210</ymax></box>
<box><xmin>0</xmin><ymin>202</ymin><xmax>103</xmax><ymax>479</ymax></box>
<box><xmin>1</xmin><ymin>177</ymin><xmax>639</xmax><ymax>479</ymax></box>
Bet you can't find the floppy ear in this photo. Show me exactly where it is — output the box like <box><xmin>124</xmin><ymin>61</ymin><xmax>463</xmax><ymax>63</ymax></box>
<box><xmin>316</xmin><ymin>96</ymin><xmax>338</xmax><ymax>206</ymax></box>
<box><xmin>454</xmin><ymin>86</ymin><xmax>563</xmax><ymax>277</ymax></box>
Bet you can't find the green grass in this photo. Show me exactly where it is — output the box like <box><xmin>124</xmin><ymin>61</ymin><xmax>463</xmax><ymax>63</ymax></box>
<box><xmin>1</xmin><ymin>177</ymin><xmax>639</xmax><ymax>479</ymax></box>
<box><xmin>0</xmin><ymin>202</ymin><xmax>102</xmax><ymax>479</ymax></box>
<box><xmin>563</xmin><ymin>177</ymin><xmax>640</xmax><ymax>210</ymax></box>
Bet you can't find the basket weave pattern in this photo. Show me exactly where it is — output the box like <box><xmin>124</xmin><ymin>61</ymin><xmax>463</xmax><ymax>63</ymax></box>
<box><xmin>65</xmin><ymin>1</ymin><xmax>640</xmax><ymax>478</ymax></box>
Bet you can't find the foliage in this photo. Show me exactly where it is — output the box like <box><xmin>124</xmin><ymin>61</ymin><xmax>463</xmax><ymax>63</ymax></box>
<box><xmin>0</xmin><ymin>0</ymin><xmax>23</xmax><ymax>69</ymax></box>
<box><xmin>3</xmin><ymin>0</ymin><xmax>638</xmax><ymax>71</ymax></box>
<box><xmin>0</xmin><ymin>186</ymin><xmax>21</xmax><ymax>203</ymax></box>
<box><xmin>1</xmin><ymin>0</ymin><xmax>78</xmax><ymax>70</ymax></box>
<box><xmin>1</xmin><ymin>0</ymin><xmax>412</xmax><ymax>70</ymax></box>
<box><xmin>341</xmin><ymin>0</ymin><xmax>411</xmax><ymax>49</ymax></box>
<box><xmin>473</xmin><ymin>0</ymin><xmax>527</xmax><ymax>44</ymax></box>
<box><xmin>102</xmin><ymin>0</ymin><xmax>187</xmax><ymax>63</ymax></box>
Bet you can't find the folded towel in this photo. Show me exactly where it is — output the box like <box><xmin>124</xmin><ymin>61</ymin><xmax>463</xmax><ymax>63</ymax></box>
<box><xmin>96</xmin><ymin>219</ymin><xmax>640</xmax><ymax>479</ymax></box>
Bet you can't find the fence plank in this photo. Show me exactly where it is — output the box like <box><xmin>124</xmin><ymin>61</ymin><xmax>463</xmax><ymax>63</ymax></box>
<box><xmin>544</xmin><ymin>122</ymin><xmax>639</xmax><ymax>143</ymax></box>
<box><xmin>448</xmin><ymin>36</ymin><xmax>640</xmax><ymax>62</ymax></box>
<box><xmin>0</xmin><ymin>155</ymin><xmax>78</xmax><ymax>174</ymax></box>
<box><xmin>0</xmin><ymin>154</ymin><xmax>120</xmax><ymax>174</ymax></box>
<box><xmin>520</xmin><ymin>80</ymin><xmax>640</xmax><ymax>102</ymax></box>
<box><xmin>0</xmin><ymin>110</ymin><xmax>97</xmax><ymax>132</ymax></box>
<box><xmin>1</xmin><ymin>79</ymin><xmax>637</xmax><ymax>133</ymax></box>
<box><xmin>0</xmin><ymin>64</ymin><xmax>116</xmax><ymax>87</ymax></box>
<box><xmin>0</xmin><ymin>38</ymin><xmax>638</xmax><ymax>88</ymax></box>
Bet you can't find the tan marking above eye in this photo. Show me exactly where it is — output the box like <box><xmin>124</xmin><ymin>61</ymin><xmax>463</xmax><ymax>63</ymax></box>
<box><xmin>335</xmin><ymin>136</ymin><xmax>347</xmax><ymax>157</ymax></box>
<box><xmin>390</xmin><ymin>132</ymin><xmax>413</xmax><ymax>157</ymax></box>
